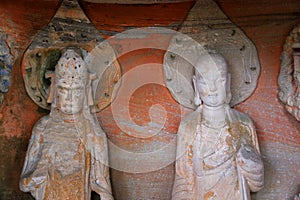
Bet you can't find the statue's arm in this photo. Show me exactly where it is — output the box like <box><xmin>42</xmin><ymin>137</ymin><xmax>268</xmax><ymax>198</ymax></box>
<box><xmin>20</xmin><ymin>116</ymin><xmax>48</xmax><ymax>193</ymax></box>
<box><xmin>88</xmin><ymin>123</ymin><xmax>113</xmax><ymax>200</ymax></box>
<box><xmin>172</xmin><ymin>111</ymin><xmax>199</xmax><ymax>199</ymax></box>
<box><xmin>235</xmin><ymin>112</ymin><xmax>264</xmax><ymax>192</ymax></box>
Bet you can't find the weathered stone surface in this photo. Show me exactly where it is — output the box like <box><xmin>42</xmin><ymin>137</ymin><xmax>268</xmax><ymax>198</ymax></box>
<box><xmin>278</xmin><ymin>23</ymin><xmax>300</xmax><ymax>121</ymax></box>
<box><xmin>171</xmin><ymin>53</ymin><xmax>263</xmax><ymax>199</ymax></box>
<box><xmin>164</xmin><ymin>0</ymin><xmax>260</xmax><ymax>109</ymax></box>
<box><xmin>20</xmin><ymin>49</ymin><xmax>113</xmax><ymax>199</ymax></box>
<box><xmin>0</xmin><ymin>0</ymin><xmax>300</xmax><ymax>200</ymax></box>
<box><xmin>80</xmin><ymin>1</ymin><xmax>195</xmax><ymax>38</ymax></box>
<box><xmin>22</xmin><ymin>0</ymin><xmax>121</xmax><ymax>111</ymax></box>
<box><xmin>0</xmin><ymin>32</ymin><xmax>15</xmax><ymax>105</ymax></box>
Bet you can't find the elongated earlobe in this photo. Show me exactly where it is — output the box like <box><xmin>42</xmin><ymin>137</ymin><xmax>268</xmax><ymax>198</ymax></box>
<box><xmin>193</xmin><ymin>75</ymin><xmax>202</xmax><ymax>106</ymax></box>
<box><xmin>226</xmin><ymin>73</ymin><xmax>232</xmax><ymax>104</ymax></box>
<box><xmin>87</xmin><ymin>73</ymin><xmax>97</xmax><ymax>106</ymax></box>
<box><xmin>45</xmin><ymin>71</ymin><xmax>55</xmax><ymax>103</ymax></box>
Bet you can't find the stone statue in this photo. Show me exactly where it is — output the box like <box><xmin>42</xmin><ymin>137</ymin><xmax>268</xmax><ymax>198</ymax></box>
<box><xmin>0</xmin><ymin>32</ymin><xmax>14</xmax><ymax>105</ymax></box>
<box><xmin>278</xmin><ymin>24</ymin><xmax>300</xmax><ymax>121</ymax></box>
<box><xmin>20</xmin><ymin>49</ymin><xmax>114</xmax><ymax>200</ymax></box>
<box><xmin>172</xmin><ymin>53</ymin><xmax>264</xmax><ymax>199</ymax></box>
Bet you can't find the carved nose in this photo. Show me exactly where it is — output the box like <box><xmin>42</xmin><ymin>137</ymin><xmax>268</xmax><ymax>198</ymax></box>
<box><xmin>208</xmin><ymin>83</ymin><xmax>217</xmax><ymax>92</ymax></box>
<box><xmin>66</xmin><ymin>91</ymin><xmax>72</xmax><ymax>101</ymax></box>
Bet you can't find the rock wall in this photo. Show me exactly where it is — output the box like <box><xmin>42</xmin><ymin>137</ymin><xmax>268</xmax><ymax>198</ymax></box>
<box><xmin>0</xmin><ymin>0</ymin><xmax>299</xmax><ymax>199</ymax></box>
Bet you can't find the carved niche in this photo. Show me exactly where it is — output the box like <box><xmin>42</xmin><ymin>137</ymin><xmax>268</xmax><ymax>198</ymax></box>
<box><xmin>21</xmin><ymin>0</ymin><xmax>121</xmax><ymax>112</ymax></box>
<box><xmin>278</xmin><ymin>24</ymin><xmax>300</xmax><ymax>121</ymax></box>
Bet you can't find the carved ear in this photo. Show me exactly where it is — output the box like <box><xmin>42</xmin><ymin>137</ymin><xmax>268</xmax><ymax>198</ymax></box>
<box><xmin>193</xmin><ymin>75</ymin><xmax>201</xmax><ymax>106</ymax></box>
<box><xmin>226</xmin><ymin>73</ymin><xmax>232</xmax><ymax>104</ymax></box>
<box><xmin>45</xmin><ymin>71</ymin><xmax>55</xmax><ymax>103</ymax></box>
<box><xmin>87</xmin><ymin>73</ymin><xmax>97</xmax><ymax>106</ymax></box>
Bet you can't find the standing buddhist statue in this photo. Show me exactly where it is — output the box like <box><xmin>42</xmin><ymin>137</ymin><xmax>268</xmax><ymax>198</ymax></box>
<box><xmin>172</xmin><ymin>53</ymin><xmax>264</xmax><ymax>199</ymax></box>
<box><xmin>20</xmin><ymin>49</ymin><xmax>114</xmax><ymax>200</ymax></box>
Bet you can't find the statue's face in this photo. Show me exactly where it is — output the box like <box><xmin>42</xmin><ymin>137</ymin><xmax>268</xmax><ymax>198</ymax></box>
<box><xmin>56</xmin><ymin>81</ymin><xmax>85</xmax><ymax>115</ymax></box>
<box><xmin>195</xmin><ymin>66</ymin><xmax>228</xmax><ymax>107</ymax></box>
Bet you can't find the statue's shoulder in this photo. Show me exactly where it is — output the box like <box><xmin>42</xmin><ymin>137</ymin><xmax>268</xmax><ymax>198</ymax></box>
<box><xmin>33</xmin><ymin>115</ymin><xmax>50</xmax><ymax>132</ymax></box>
<box><xmin>231</xmin><ymin>109</ymin><xmax>260</xmax><ymax>150</ymax></box>
<box><xmin>177</xmin><ymin>110</ymin><xmax>201</xmax><ymax>145</ymax></box>
<box><xmin>231</xmin><ymin>109</ymin><xmax>254</xmax><ymax>127</ymax></box>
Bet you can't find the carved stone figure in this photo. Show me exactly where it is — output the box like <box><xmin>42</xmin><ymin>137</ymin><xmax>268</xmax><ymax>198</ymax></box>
<box><xmin>172</xmin><ymin>53</ymin><xmax>264</xmax><ymax>199</ymax></box>
<box><xmin>20</xmin><ymin>49</ymin><xmax>113</xmax><ymax>199</ymax></box>
<box><xmin>278</xmin><ymin>23</ymin><xmax>300</xmax><ymax>121</ymax></box>
<box><xmin>21</xmin><ymin>0</ymin><xmax>121</xmax><ymax>112</ymax></box>
<box><xmin>163</xmin><ymin>0</ymin><xmax>261</xmax><ymax>109</ymax></box>
<box><xmin>0</xmin><ymin>32</ymin><xmax>14</xmax><ymax>105</ymax></box>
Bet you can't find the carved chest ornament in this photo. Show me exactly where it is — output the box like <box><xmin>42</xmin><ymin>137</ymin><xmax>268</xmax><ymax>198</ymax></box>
<box><xmin>21</xmin><ymin>0</ymin><xmax>121</xmax><ymax>112</ymax></box>
<box><xmin>278</xmin><ymin>24</ymin><xmax>300</xmax><ymax>121</ymax></box>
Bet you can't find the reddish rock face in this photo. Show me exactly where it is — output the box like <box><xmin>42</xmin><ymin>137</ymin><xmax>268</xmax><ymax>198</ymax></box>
<box><xmin>0</xmin><ymin>0</ymin><xmax>300</xmax><ymax>200</ymax></box>
<box><xmin>79</xmin><ymin>1</ymin><xmax>195</xmax><ymax>37</ymax></box>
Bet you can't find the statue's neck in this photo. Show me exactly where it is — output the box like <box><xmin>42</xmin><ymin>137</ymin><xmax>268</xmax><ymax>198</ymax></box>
<box><xmin>60</xmin><ymin>112</ymin><xmax>84</xmax><ymax>123</ymax></box>
<box><xmin>201</xmin><ymin>104</ymin><xmax>227</xmax><ymax>128</ymax></box>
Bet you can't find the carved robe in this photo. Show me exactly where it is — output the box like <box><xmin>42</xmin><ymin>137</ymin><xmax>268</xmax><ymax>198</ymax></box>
<box><xmin>172</xmin><ymin>109</ymin><xmax>264</xmax><ymax>200</ymax></box>
<box><xmin>20</xmin><ymin>114</ymin><xmax>113</xmax><ymax>200</ymax></box>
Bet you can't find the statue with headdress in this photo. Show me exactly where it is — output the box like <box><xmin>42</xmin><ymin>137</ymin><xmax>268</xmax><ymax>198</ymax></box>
<box><xmin>20</xmin><ymin>48</ymin><xmax>115</xmax><ymax>200</ymax></box>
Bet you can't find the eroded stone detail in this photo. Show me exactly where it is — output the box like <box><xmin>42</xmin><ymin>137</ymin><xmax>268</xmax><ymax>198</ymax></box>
<box><xmin>171</xmin><ymin>53</ymin><xmax>264</xmax><ymax>199</ymax></box>
<box><xmin>0</xmin><ymin>32</ymin><xmax>14</xmax><ymax>105</ymax></box>
<box><xmin>22</xmin><ymin>0</ymin><xmax>121</xmax><ymax>111</ymax></box>
<box><xmin>20</xmin><ymin>49</ymin><xmax>114</xmax><ymax>199</ymax></box>
<box><xmin>278</xmin><ymin>24</ymin><xmax>300</xmax><ymax>121</ymax></box>
<box><xmin>163</xmin><ymin>0</ymin><xmax>260</xmax><ymax>109</ymax></box>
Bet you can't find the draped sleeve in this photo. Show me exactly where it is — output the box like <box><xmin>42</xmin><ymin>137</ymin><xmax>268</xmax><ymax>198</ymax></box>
<box><xmin>87</xmin><ymin>118</ymin><xmax>114</xmax><ymax>200</ymax></box>
<box><xmin>19</xmin><ymin>116</ymin><xmax>49</xmax><ymax>199</ymax></box>
<box><xmin>233</xmin><ymin>110</ymin><xmax>264</xmax><ymax>192</ymax></box>
<box><xmin>172</xmin><ymin>110</ymin><xmax>200</xmax><ymax>199</ymax></box>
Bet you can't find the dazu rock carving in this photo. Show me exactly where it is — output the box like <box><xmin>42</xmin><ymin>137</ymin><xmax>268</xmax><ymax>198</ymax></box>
<box><xmin>20</xmin><ymin>49</ymin><xmax>114</xmax><ymax>199</ymax></box>
<box><xmin>22</xmin><ymin>0</ymin><xmax>121</xmax><ymax>112</ymax></box>
<box><xmin>171</xmin><ymin>53</ymin><xmax>264</xmax><ymax>199</ymax></box>
<box><xmin>0</xmin><ymin>32</ymin><xmax>15</xmax><ymax>105</ymax></box>
<box><xmin>278</xmin><ymin>23</ymin><xmax>300</xmax><ymax>121</ymax></box>
<box><xmin>163</xmin><ymin>0</ymin><xmax>260</xmax><ymax>109</ymax></box>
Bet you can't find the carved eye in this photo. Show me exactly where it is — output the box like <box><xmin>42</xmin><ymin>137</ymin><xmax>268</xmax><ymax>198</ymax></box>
<box><xmin>219</xmin><ymin>78</ymin><xmax>226</xmax><ymax>83</ymax></box>
<box><xmin>57</xmin><ymin>87</ymin><xmax>66</xmax><ymax>94</ymax></box>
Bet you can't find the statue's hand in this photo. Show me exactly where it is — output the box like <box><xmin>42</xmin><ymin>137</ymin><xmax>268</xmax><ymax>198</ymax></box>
<box><xmin>236</xmin><ymin>143</ymin><xmax>264</xmax><ymax>192</ymax></box>
<box><xmin>237</xmin><ymin>143</ymin><xmax>261</xmax><ymax>170</ymax></box>
<box><xmin>21</xmin><ymin>177</ymin><xmax>31</xmax><ymax>187</ymax></box>
<box><xmin>20</xmin><ymin>173</ymin><xmax>46</xmax><ymax>190</ymax></box>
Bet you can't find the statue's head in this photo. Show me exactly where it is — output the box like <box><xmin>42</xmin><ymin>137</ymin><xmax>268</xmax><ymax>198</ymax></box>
<box><xmin>193</xmin><ymin>53</ymin><xmax>231</xmax><ymax>107</ymax></box>
<box><xmin>48</xmin><ymin>48</ymin><xmax>92</xmax><ymax>115</ymax></box>
<box><xmin>55</xmin><ymin>49</ymin><xmax>88</xmax><ymax>114</ymax></box>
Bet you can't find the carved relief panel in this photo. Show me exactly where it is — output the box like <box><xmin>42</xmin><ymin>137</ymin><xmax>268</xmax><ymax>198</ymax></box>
<box><xmin>278</xmin><ymin>24</ymin><xmax>300</xmax><ymax>121</ymax></box>
<box><xmin>0</xmin><ymin>32</ymin><xmax>15</xmax><ymax>105</ymax></box>
<box><xmin>164</xmin><ymin>0</ymin><xmax>260</xmax><ymax>109</ymax></box>
<box><xmin>21</xmin><ymin>0</ymin><xmax>121</xmax><ymax>112</ymax></box>
<box><xmin>163</xmin><ymin>0</ymin><xmax>264</xmax><ymax>199</ymax></box>
<box><xmin>19</xmin><ymin>0</ymin><xmax>121</xmax><ymax>199</ymax></box>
